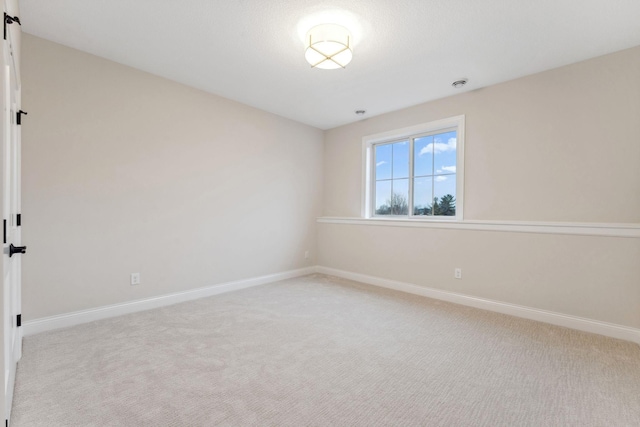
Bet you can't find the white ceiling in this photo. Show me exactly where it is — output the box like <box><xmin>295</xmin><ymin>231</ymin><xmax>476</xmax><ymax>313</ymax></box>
<box><xmin>19</xmin><ymin>0</ymin><xmax>640</xmax><ymax>130</ymax></box>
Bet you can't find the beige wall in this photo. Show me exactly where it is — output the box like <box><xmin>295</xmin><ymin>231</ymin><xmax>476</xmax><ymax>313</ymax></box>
<box><xmin>324</xmin><ymin>46</ymin><xmax>640</xmax><ymax>222</ymax></box>
<box><xmin>21</xmin><ymin>35</ymin><xmax>323</xmax><ymax>319</ymax></box>
<box><xmin>318</xmin><ymin>224</ymin><xmax>640</xmax><ymax>327</ymax></box>
<box><xmin>320</xmin><ymin>46</ymin><xmax>640</xmax><ymax>328</ymax></box>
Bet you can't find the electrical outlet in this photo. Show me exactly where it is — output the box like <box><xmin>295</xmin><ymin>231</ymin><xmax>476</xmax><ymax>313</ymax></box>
<box><xmin>304</xmin><ymin>250</ymin><xmax>309</xmax><ymax>259</ymax></box>
<box><xmin>454</xmin><ymin>268</ymin><xmax>462</xmax><ymax>279</ymax></box>
<box><xmin>130</xmin><ymin>273</ymin><xmax>141</xmax><ymax>285</ymax></box>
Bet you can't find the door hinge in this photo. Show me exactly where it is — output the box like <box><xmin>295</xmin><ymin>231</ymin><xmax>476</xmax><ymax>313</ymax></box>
<box><xmin>4</xmin><ymin>13</ymin><xmax>21</xmax><ymax>41</ymax></box>
<box><xmin>16</xmin><ymin>314</ymin><xmax>21</xmax><ymax>327</ymax></box>
<box><xmin>16</xmin><ymin>110</ymin><xmax>27</xmax><ymax>125</ymax></box>
<box><xmin>16</xmin><ymin>213</ymin><xmax>21</xmax><ymax>227</ymax></box>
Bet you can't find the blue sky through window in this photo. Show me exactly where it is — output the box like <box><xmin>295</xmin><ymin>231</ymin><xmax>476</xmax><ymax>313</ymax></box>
<box><xmin>375</xmin><ymin>140</ymin><xmax>409</xmax><ymax>212</ymax></box>
<box><xmin>375</xmin><ymin>130</ymin><xmax>457</xmax><ymax>216</ymax></box>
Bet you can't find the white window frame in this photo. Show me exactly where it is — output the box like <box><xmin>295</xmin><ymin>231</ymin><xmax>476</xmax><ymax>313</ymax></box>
<box><xmin>362</xmin><ymin>115</ymin><xmax>465</xmax><ymax>220</ymax></box>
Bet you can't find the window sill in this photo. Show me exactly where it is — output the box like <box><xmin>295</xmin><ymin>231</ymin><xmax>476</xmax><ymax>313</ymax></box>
<box><xmin>316</xmin><ymin>216</ymin><xmax>640</xmax><ymax>238</ymax></box>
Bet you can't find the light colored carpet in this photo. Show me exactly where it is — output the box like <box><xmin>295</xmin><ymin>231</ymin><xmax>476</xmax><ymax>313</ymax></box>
<box><xmin>11</xmin><ymin>274</ymin><xmax>640</xmax><ymax>426</ymax></box>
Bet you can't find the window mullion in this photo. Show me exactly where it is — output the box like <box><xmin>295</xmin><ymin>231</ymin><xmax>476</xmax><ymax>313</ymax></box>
<box><xmin>390</xmin><ymin>144</ymin><xmax>394</xmax><ymax>215</ymax></box>
<box><xmin>431</xmin><ymin>140</ymin><xmax>435</xmax><ymax>216</ymax></box>
<box><xmin>408</xmin><ymin>138</ymin><xmax>414</xmax><ymax>218</ymax></box>
<box><xmin>371</xmin><ymin>145</ymin><xmax>376</xmax><ymax>217</ymax></box>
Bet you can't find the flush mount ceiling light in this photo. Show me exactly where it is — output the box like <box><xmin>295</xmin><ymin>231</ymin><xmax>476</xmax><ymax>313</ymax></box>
<box><xmin>305</xmin><ymin>24</ymin><xmax>353</xmax><ymax>69</ymax></box>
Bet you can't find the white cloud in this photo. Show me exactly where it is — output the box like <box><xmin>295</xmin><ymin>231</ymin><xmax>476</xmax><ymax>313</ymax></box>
<box><xmin>419</xmin><ymin>137</ymin><xmax>457</xmax><ymax>156</ymax></box>
<box><xmin>441</xmin><ymin>165</ymin><xmax>456</xmax><ymax>173</ymax></box>
<box><xmin>435</xmin><ymin>176</ymin><xmax>448</xmax><ymax>182</ymax></box>
<box><xmin>376</xmin><ymin>161</ymin><xmax>387</xmax><ymax>167</ymax></box>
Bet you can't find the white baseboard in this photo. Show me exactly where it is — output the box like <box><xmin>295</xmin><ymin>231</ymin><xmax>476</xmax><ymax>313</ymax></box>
<box><xmin>316</xmin><ymin>266</ymin><xmax>640</xmax><ymax>345</ymax></box>
<box><xmin>23</xmin><ymin>267</ymin><xmax>317</xmax><ymax>336</ymax></box>
<box><xmin>25</xmin><ymin>265</ymin><xmax>640</xmax><ymax>346</ymax></box>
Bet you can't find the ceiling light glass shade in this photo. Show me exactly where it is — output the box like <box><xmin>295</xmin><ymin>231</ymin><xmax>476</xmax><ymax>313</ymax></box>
<box><xmin>305</xmin><ymin>24</ymin><xmax>353</xmax><ymax>69</ymax></box>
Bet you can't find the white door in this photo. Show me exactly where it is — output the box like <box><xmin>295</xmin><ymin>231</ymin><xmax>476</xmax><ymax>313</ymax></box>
<box><xmin>2</xmin><ymin>0</ymin><xmax>23</xmax><ymax>423</ymax></box>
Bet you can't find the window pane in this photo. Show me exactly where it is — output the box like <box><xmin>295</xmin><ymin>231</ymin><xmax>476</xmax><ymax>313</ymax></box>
<box><xmin>392</xmin><ymin>141</ymin><xmax>409</xmax><ymax>179</ymax></box>
<box><xmin>375</xmin><ymin>144</ymin><xmax>392</xmax><ymax>180</ymax></box>
<box><xmin>391</xmin><ymin>178</ymin><xmax>409</xmax><ymax>215</ymax></box>
<box><xmin>433</xmin><ymin>131</ymin><xmax>457</xmax><ymax>176</ymax></box>
<box><xmin>375</xmin><ymin>180</ymin><xmax>392</xmax><ymax>215</ymax></box>
<box><xmin>414</xmin><ymin>136</ymin><xmax>433</xmax><ymax>177</ymax></box>
<box><xmin>433</xmin><ymin>174</ymin><xmax>456</xmax><ymax>216</ymax></box>
<box><xmin>413</xmin><ymin>176</ymin><xmax>433</xmax><ymax>215</ymax></box>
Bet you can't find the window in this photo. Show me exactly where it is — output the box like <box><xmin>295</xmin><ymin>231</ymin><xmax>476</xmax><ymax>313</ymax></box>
<box><xmin>363</xmin><ymin>116</ymin><xmax>464</xmax><ymax>220</ymax></box>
